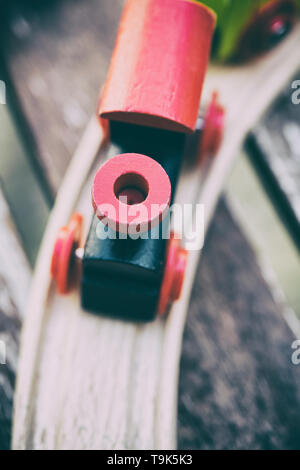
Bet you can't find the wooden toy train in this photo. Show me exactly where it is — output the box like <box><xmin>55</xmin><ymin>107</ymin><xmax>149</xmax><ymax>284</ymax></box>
<box><xmin>50</xmin><ymin>0</ymin><xmax>299</xmax><ymax>322</ymax></box>
<box><xmin>50</xmin><ymin>0</ymin><xmax>221</xmax><ymax>322</ymax></box>
<box><xmin>13</xmin><ymin>0</ymin><xmax>300</xmax><ymax>451</ymax></box>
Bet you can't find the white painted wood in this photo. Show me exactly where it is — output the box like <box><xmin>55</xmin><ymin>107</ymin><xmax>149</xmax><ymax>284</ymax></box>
<box><xmin>13</xmin><ymin>28</ymin><xmax>300</xmax><ymax>450</ymax></box>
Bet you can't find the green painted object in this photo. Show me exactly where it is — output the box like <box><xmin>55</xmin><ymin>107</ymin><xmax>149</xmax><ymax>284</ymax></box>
<box><xmin>198</xmin><ymin>0</ymin><xmax>300</xmax><ymax>62</ymax></box>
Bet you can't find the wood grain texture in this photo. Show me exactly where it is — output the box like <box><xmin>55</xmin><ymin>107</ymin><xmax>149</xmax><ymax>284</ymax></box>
<box><xmin>0</xmin><ymin>193</ymin><xmax>30</xmax><ymax>450</ymax></box>
<box><xmin>3</xmin><ymin>0</ymin><xmax>124</xmax><ymax>193</ymax></box>
<box><xmin>248</xmin><ymin>78</ymin><xmax>300</xmax><ymax>249</ymax></box>
<box><xmin>100</xmin><ymin>0</ymin><xmax>215</xmax><ymax>133</ymax></box>
<box><xmin>2</xmin><ymin>0</ymin><xmax>300</xmax><ymax>450</ymax></box>
<box><xmin>156</xmin><ymin>29</ymin><xmax>300</xmax><ymax>449</ymax></box>
<box><xmin>178</xmin><ymin>199</ymin><xmax>300</xmax><ymax>450</ymax></box>
<box><xmin>12</xmin><ymin>28</ymin><xmax>300</xmax><ymax>447</ymax></box>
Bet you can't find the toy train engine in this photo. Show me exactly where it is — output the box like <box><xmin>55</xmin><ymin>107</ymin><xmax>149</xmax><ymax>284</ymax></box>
<box><xmin>51</xmin><ymin>0</ymin><xmax>219</xmax><ymax>321</ymax></box>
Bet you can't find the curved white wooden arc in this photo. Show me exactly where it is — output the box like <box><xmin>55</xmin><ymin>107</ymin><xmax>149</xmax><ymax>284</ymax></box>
<box><xmin>13</xmin><ymin>27</ymin><xmax>300</xmax><ymax>450</ymax></box>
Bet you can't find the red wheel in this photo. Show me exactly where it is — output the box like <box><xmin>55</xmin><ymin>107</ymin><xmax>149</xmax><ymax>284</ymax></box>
<box><xmin>199</xmin><ymin>92</ymin><xmax>225</xmax><ymax>162</ymax></box>
<box><xmin>50</xmin><ymin>213</ymin><xmax>83</xmax><ymax>294</ymax></box>
<box><xmin>158</xmin><ymin>233</ymin><xmax>188</xmax><ymax>316</ymax></box>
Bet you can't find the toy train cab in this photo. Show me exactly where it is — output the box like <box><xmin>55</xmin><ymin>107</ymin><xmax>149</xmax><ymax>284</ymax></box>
<box><xmin>50</xmin><ymin>0</ymin><xmax>224</xmax><ymax>322</ymax></box>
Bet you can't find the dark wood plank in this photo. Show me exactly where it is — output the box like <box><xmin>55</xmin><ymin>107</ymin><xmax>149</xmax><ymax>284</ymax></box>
<box><xmin>0</xmin><ymin>281</ymin><xmax>21</xmax><ymax>450</ymax></box>
<box><xmin>0</xmin><ymin>194</ymin><xmax>30</xmax><ymax>450</ymax></box>
<box><xmin>247</xmin><ymin>77</ymin><xmax>300</xmax><ymax>250</ymax></box>
<box><xmin>3</xmin><ymin>0</ymin><xmax>124</xmax><ymax>193</ymax></box>
<box><xmin>178</xmin><ymin>198</ymin><xmax>300</xmax><ymax>450</ymax></box>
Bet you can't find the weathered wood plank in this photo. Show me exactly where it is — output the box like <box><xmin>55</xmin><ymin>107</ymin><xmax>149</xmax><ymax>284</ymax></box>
<box><xmin>1</xmin><ymin>1</ymin><xmax>122</xmax><ymax>447</ymax></box>
<box><xmin>0</xmin><ymin>193</ymin><xmax>30</xmax><ymax>450</ymax></box>
<box><xmin>178</xmin><ymin>199</ymin><xmax>300</xmax><ymax>450</ymax></box>
<box><xmin>3</xmin><ymin>0</ymin><xmax>124</xmax><ymax>193</ymax></box>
